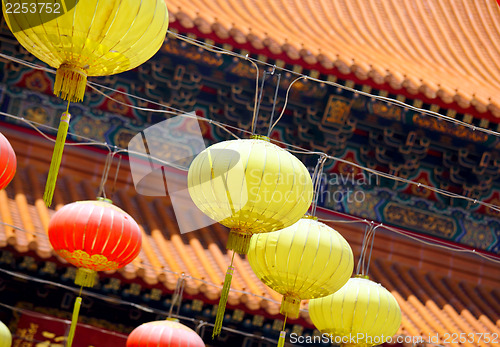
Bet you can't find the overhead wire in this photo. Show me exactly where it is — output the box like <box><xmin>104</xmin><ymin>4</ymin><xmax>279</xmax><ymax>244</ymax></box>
<box><xmin>0</xmin><ymin>220</ymin><xmax>284</xmax><ymax>306</ymax></box>
<box><xmin>0</xmin><ymin>31</ymin><xmax>498</xmax><ymax>261</ymax></box>
<box><xmin>1</xmin><ymin>23</ymin><xmax>498</xmax><ymax>347</ymax></box>
<box><xmin>316</xmin><ymin>216</ymin><xmax>500</xmax><ymax>264</ymax></box>
<box><xmin>4</xmin><ymin>38</ymin><xmax>499</xmax><ymax>214</ymax></box>
<box><xmin>168</xmin><ymin>31</ymin><xmax>500</xmax><ymax>138</ymax></box>
<box><xmin>0</xmin><ymin>271</ymin><xmax>282</xmax><ymax>345</ymax></box>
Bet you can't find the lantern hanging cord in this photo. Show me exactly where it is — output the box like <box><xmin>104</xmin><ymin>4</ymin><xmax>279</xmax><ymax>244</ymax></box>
<box><xmin>168</xmin><ymin>275</ymin><xmax>186</xmax><ymax>318</ymax></box>
<box><xmin>269</xmin><ymin>76</ymin><xmax>307</xmax><ymax>133</ymax></box>
<box><xmin>356</xmin><ymin>222</ymin><xmax>372</xmax><ymax>276</ymax></box>
<box><xmin>364</xmin><ymin>224</ymin><xmax>381</xmax><ymax>276</ymax></box>
<box><xmin>252</xmin><ymin>68</ymin><xmax>268</xmax><ymax>134</ymax></box>
<box><xmin>310</xmin><ymin>154</ymin><xmax>328</xmax><ymax>217</ymax></box>
<box><xmin>267</xmin><ymin>70</ymin><xmax>281</xmax><ymax>137</ymax></box>
<box><xmin>166</xmin><ymin>32</ymin><xmax>260</xmax><ymax>135</ymax></box>
<box><xmin>360</xmin><ymin>223</ymin><xmax>376</xmax><ymax>276</ymax></box>
<box><xmin>97</xmin><ymin>151</ymin><xmax>114</xmax><ymax>199</ymax></box>
<box><xmin>356</xmin><ymin>222</ymin><xmax>382</xmax><ymax>276</ymax></box>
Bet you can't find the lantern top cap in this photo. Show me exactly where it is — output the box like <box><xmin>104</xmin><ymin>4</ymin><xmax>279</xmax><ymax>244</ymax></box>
<box><xmin>96</xmin><ymin>197</ymin><xmax>113</xmax><ymax>204</ymax></box>
<box><xmin>303</xmin><ymin>215</ymin><xmax>318</xmax><ymax>220</ymax></box>
<box><xmin>250</xmin><ymin>134</ymin><xmax>270</xmax><ymax>142</ymax></box>
<box><xmin>353</xmin><ymin>274</ymin><xmax>370</xmax><ymax>280</ymax></box>
<box><xmin>166</xmin><ymin>318</ymin><xmax>179</xmax><ymax>322</ymax></box>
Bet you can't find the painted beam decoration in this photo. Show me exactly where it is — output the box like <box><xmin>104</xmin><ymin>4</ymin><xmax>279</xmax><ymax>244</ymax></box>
<box><xmin>0</xmin><ymin>20</ymin><xmax>498</xmax><ymax>254</ymax></box>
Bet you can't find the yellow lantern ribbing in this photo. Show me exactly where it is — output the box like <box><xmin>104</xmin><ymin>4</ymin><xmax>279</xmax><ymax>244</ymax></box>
<box><xmin>188</xmin><ymin>137</ymin><xmax>313</xmax><ymax>254</ymax></box>
<box><xmin>188</xmin><ymin>136</ymin><xmax>314</xmax><ymax>337</ymax></box>
<box><xmin>248</xmin><ymin>216</ymin><xmax>353</xmax><ymax>346</ymax></box>
<box><xmin>2</xmin><ymin>0</ymin><xmax>169</xmax><ymax>207</ymax></box>
<box><xmin>2</xmin><ymin>0</ymin><xmax>169</xmax><ymax>103</ymax></box>
<box><xmin>309</xmin><ymin>276</ymin><xmax>402</xmax><ymax>347</ymax></box>
<box><xmin>248</xmin><ymin>216</ymin><xmax>354</xmax><ymax>318</ymax></box>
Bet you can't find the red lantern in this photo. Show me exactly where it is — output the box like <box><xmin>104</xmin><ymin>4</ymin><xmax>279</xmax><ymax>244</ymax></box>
<box><xmin>48</xmin><ymin>198</ymin><xmax>142</xmax><ymax>287</ymax></box>
<box><xmin>0</xmin><ymin>132</ymin><xmax>16</xmax><ymax>190</ymax></box>
<box><xmin>48</xmin><ymin>198</ymin><xmax>142</xmax><ymax>347</ymax></box>
<box><xmin>127</xmin><ymin>319</ymin><xmax>205</xmax><ymax>347</ymax></box>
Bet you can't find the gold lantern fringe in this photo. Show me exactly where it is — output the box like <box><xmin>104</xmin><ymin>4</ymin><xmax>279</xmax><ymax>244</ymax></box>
<box><xmin>43</xmin><ymin>112</ymin><xmax>71</xmax><ymax>207</ymax></box>
<box><xmin>280</xmin><ymin>295</ymin><xmax>301</xmax><ymax>319</ymax></box>
<box><xmin>75</xmin><ymin>268</ymin><xmax>97</xmax><ymax>288</ymax></box>
<box><xmin>227</xmin><ymin>229</ymin><xmax>252</xmax><ymax>255</ymax></box>
<box><xmin>54</xmin><ymin>64</ymin><xmax>87</xmax><ymax>103</ymax></box>
<box><xmin>67</xmin><ymin>296</ymin><xmax>82</xmax><ymax>347</ymax></box>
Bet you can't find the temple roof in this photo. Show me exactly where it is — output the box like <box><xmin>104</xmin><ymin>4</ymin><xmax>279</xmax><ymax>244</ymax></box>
<box><xmin>1</xmin><ymin>127</ymin><xmax>499</xmax><ymax>344</ymax></box>
<box><xmin>167</xmin><ymin>0</ymin><xmax>500</xmax><ymax>120</ymax></box>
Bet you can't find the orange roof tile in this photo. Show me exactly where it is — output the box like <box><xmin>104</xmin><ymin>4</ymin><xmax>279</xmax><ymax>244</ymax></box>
<box><xmin>1</xmin><ymin>128</ymin><xmax>500</xmax><ymax>343</ymax></box>
<box><xmin>166</xmin><ymin>0</ymin><xmax>500</xmax><ymax>119</ymax></box>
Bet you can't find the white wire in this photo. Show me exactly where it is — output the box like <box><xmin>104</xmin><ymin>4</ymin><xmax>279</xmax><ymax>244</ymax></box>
<box><xmin>166</xmin><ymin>32</ymin><xmax>261</xmax><ymax>135</ymax></box>
<box><xmin>317</xmin><ymin>216</ymin><xmax>500</xmax><ymax>264</ymax></box>
<box><xmin>2</xmin><ymin>87</ymin><xmax>500</xmax><ymax>222</ymax></box>
<box><xmin>165</xmin><ymin>31</ymin><xmax>500</xmax><ymax>138</ymax></box>
<box><xmin>52</xmin><ymin>85</ymin><xmax>500</xmax><ymax>213</ymax></box>
<box><xmin>2</xmin><ymin>46</ymin><xmax>499</xmax><ymax>213</ymax></box>
<box><xmin>1</xmin><ymin>34</ymin><xmax>500</xmax><ymax>256</ymax></box>
<box><xmin>0</xmin><ymin>270</ymin><xmax>281</xmax><ymax>344</ymax></box>
<box><xmin>269</xmin><ymin>76</ymin><xmax>307</xmax><ymax>133</ymax></box>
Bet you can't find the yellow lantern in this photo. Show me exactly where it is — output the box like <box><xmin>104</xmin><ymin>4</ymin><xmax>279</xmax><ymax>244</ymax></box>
<box><xmin>309</xmin><ymin>276</ymin><xmax>402</xmax><ymax>347</ymax></box>
<box><xmin>0</xmin><ymin>320</ymin><xmax>11</xmax><ymax>347</ymax></box>
<box><xmin>2</xmin><ymin>0</ymin><xmax>169</xmax><ymax>206</ymax></box>
<box><xmin>188</xmin><ymin>137</ymin><xmax>313</xmax><ymax>252</ymax></box>
<box><xmin>248</xmin><ymin>216</ymin><xmax>353</xmax><ymax>346</ymax></box>
<box><xmin>188</xmin><ymin>136</ymin><xmax>314</xmax><ymax>337</ymax></box>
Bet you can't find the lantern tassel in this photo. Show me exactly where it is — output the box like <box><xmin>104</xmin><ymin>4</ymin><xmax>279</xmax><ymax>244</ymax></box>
<box><xmin>213</xmin><ymin>253</ymin><xmax>236</xmax><ymax>338</ymax></box>
<box><xmin>75</xmin><ymin>268</ymin><xmax>97</xmax><ymax>287</ymax></box>
<box><xmin>277</xmin><ymin>314</ymin><xmax>287</xmax><ymax>347</ymax></box>
<box><xmin>54</xmin><ymin>64</ymin><xmax>87</xmax><ymax>103</ymax></box>
<box><xmin>67</xmin><ymin>296</ymin><xmax>82</xmax><ymax>347</ymax></box>
<box><xmin>43</xmin><ymin>111</ymin><xmax>71</xmax><ymax>207</ymax></box>
<box><xmin>227</xmin><ymin>229</ymin><xmax>252</xmax><ymax>254</ymax></box>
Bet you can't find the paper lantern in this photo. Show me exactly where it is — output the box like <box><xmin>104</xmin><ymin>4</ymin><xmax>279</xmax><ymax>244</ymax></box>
<box><xmin>188</xmin><ymin>136</ymin><xmax>313</xmax><ymax>254</ymax></box>
<box><xmin>2</xmin><ymin>0</ymin><xmax>169</xmax><ymax>103</ymax></box>
<box><xmin>48</xmin><ymin>198</ymin><xmax>142</xmax><ymax>286</ymax></box>
<box><xmin>2</xmin><ymin>0</ymin><xmax>169</xmax><ymax>206</ymax></box>
<box><xmin>309</xmin><ymin>276</ymin><xmax>402</xmax><ymax>347</ymax></box>
<box><xmin>248</xmin><ymin>216</ymin><xmax>353</xmax><ymax>346</ymax></box>
<box><xmin>0</xmin><ymin>132</ymin><xmax>16</xmax><ymax>190</ymax></box>
<box><xmin>188</xmin><ymin>136</ymin><xmax>313</xmax><ymax>337</ymax></box>
<box><xmin>127</xmin><ymin>319</ymin><xmax>205</xmax><ymax>347</ymax></box>
<box><xmin>48</xmin><ymin>198</ymin><xmax>142</xmax><ymax>347</ymax></box>
<box><xmin>0</xmin><ymin>321</ymin><xmax>11</xmax><ymax>347</ymax></box>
